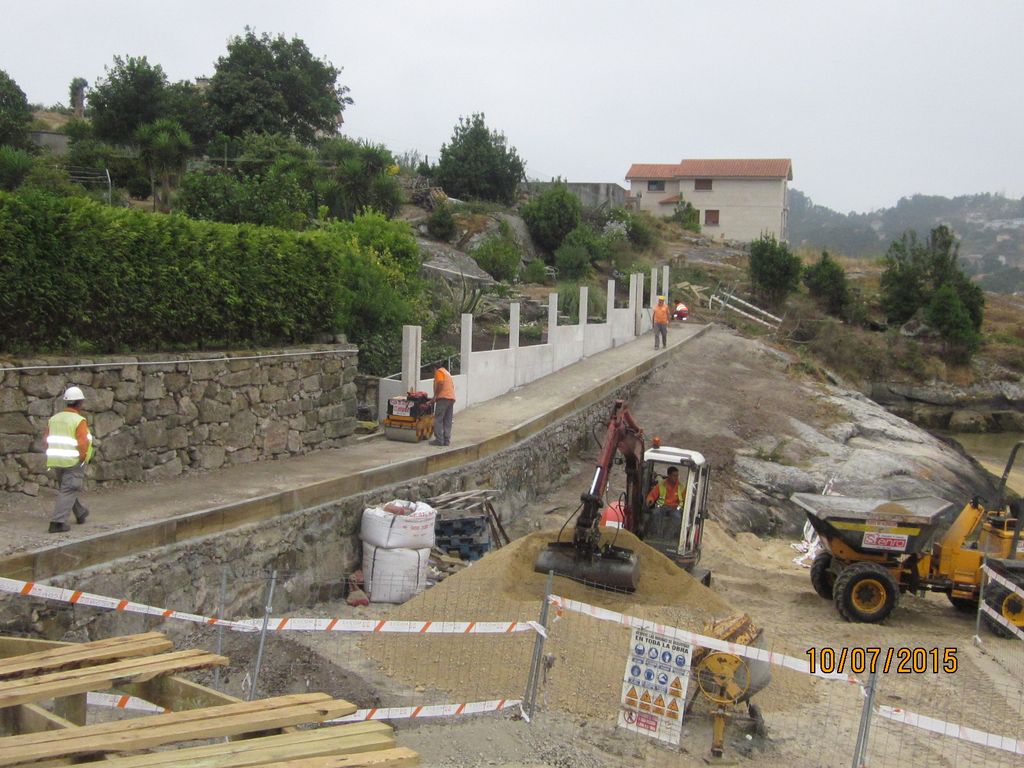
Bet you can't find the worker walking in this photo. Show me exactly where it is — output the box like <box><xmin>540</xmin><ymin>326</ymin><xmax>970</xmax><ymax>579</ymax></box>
<box><xmin>428</xmin><ymin>363</ymin><xmax>456</xmax><ymax>447</ymax></box>
<box><xmin>653</xmin><ymin>295</ymin><xmax>670</xmax><ymax>349</ymax></box>
<box><xmin>44</xmin><ymin>386</ymin><xmax>94</xmax><ymax>533</ymax></box>
<box><xmin>645</xmin><ymin>466</ymin><xmax>682</xmax><ymax>539</ymax></box>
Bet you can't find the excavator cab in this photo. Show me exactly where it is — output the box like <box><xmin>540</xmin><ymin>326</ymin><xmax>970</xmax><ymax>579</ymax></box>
<box><xmin>639</xmin><ymin>447</ymin><xmax>710</xmax><ymax>574</ymax></box>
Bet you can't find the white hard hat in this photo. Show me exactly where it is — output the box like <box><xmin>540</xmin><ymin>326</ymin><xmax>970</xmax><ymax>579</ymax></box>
<box><xmin>63</xmin><ymin>386</ymin><xmax>85</xmax><ymax>401</ymax></box>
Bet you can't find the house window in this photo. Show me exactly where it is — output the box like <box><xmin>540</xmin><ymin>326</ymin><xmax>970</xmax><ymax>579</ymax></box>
<box><xmin>695</xmin><ymin>178</ymin><xmax>713</xmax><ymax>191</ymax></box>
<box><xmin>704</xmin><ymin>209</ymin><xmax>720</xmax><ymax>226</ymax></box>
<box><xmin>647</xmin><ymin>180</ymin><xmax>665</xmax><ymax>192</ymax></box>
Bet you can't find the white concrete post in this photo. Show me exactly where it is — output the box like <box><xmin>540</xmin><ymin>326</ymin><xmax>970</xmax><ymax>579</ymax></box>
<box><xmin>662</xmin><ymin>265</ymin><xmax>670</xmax><ymax>302</ymax></box>
<box><xmin>578</xmin><ymin>286</ymin><xmax>588</xmax><ymax>327</ymax></box>
<box><xmin>400</xmin><ymin>325</ymin><xmax>421</xmax><ymax>393</ymax></box>
<box><xmin>634</xmin><ymin>272</ymin><xmax>646</xmax><ymax>336</ymax></box>
<box><xmin>548</xmin><ymin>292</ymin><xmax>559</xmax><ymax>339</ymax></box>
<box><xmin>509</xmin><ymin>302</ymin><xmax>520</xmax><ymax>350</ymax></box>
<box><xmin>460</xmin><ymin>313</ymin><xmax>473</xmax><ymax>404</ymax></box>
<box><xmin>607</xmin><ymin>279</ymin><xmax>616</xmax><ymax>314</ymax></box>
<box><xmin>650</xmin><ymin>267</ymin><xmax>658</xmax><ymax>307</ymax></box>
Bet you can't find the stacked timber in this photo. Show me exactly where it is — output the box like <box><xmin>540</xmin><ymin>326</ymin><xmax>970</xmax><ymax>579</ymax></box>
<box><xmin>0</xmin><ymin>631</ymin><xmax>417</xmax><ymax>767</ymax></box>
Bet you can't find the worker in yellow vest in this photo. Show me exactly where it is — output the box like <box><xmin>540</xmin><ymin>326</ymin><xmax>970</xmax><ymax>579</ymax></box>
<box><xmin>653</xmin><ymin>295</ymin><xmax>670</xmax><ymax>349</ymax></box>
<box><xmin>43</xmin><ymin>386</ymin><xmax>94</xmax><ymax>533</ymax></box>
<box><xmin>428</xmin><ymin>363</ymin><xmax>456</xmax><ymax>447</ymax></box>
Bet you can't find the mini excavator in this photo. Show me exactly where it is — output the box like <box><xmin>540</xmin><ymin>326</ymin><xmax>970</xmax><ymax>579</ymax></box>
<box><xmin>534</xmin><ymin>399</ymin><xmax>710</xmax><ymax>590</ymax></box>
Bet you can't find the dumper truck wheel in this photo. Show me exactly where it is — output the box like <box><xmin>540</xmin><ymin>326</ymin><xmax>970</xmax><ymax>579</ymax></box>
<box><xmin>945</xmin><ymin>593</ymin><xmax>978</xmax><ymax>614</ymax></box>
<box><xmin>810</xmin><ymin>552</ymin><xmax>836</xmax><ymax>600</ymax></box>
<box><xmin>834</xmin><ymin>562</ymin><xmax>897</xmax><ymax>623</ymax></box>
<box><xmin>982</xmin><ymin>585</ymin><xmax>1024</xmax><ymax>638</ymax></box>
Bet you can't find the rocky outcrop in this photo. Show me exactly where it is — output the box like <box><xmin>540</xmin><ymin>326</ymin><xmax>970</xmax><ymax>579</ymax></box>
<box><xmin>726</xmin><ymin>384</ymin><xmax>1001</xmax><ymax>537</ymax></box>
<box><xmin>868</xmin><ymin>377</ymin><xmax>1024</xmax><ymax>433</ymax></box>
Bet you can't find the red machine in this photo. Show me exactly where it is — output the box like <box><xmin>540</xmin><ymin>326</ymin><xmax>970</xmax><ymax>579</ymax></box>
<box><xmin>534</xmin><ymin>400</ymin><xmax>710</xmax><ymax>590</ymax></box>
<box><xmin>673</xmin><ymin>302</ymin><xmax>689</xmax><ymax>320</ymax></box>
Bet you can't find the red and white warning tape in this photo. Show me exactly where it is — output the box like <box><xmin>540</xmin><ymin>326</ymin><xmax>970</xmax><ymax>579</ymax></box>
<box><xmin>331</xmin><ymin>698</ymin><xmax>520</xmax><ymax>723</ymax></box>
<box><xmin>876</xmin><ymin>706</ymin><xmax>1024</xmax><ymax>756</ymax></box>
<box><xmin>983</xmin><ymin>563</ymin><xmax>1024</xmax><ymax>601</ymax></box>
<box><xmin>0</xmin><ymin>576</ymin><xmax>542</xmax><ymax>636</ymax></box>
<box><xmin>0</xmin><ymin>577</ymin><xmax>253</xmax><ymax>631</ymax></box>
<box><xmin>548</xmin><ymin>594</ymin><xmax>859</xmax><ymax>684</ymax></box>
<box><xmin>979</xmin><ymin>604</ymin><xmax>1024</xmax><ymax>641</ymax></box>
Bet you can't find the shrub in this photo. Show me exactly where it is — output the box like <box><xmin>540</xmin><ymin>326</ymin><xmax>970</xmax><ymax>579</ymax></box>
<box><xmin>925</xmin><ymin>284</ymin><xmax>980</xmax><ymax>359</ymax></box>
<box><xmin>624</xmin><ymin>212</ymin><xmax>658</xmax><ymax>249</ymax></box>
<box><xmin>553</xmin><ymin>243</ymin><xmax>591</xmax><ymax>280</ymax></box>
<box><xmin>562</xmin><ymin>224</ymin><xmax>611</xmax><ymax>266</ymax></box>
<box><xmin>669</xmin><ymin>198</ymin><xmax>700</xmax><ymax>233</ymax></box>
<box><xmin>0</xmin><ymin>146</ymin><xmax>35</xmax><ymax>191</ymax></box>
<box><xmin>427</xmin><ymin>203</ymin><xmax>456</xmax><ymax>240</ymax></box>
<box><xmin>748</xmin><ymin>233</ymin><xmax>802</xmax><ymax>307</ymax></box>
<box><xmin>472</xmin><ymin>234</ymin><xmax>521</xmax><ymax>282</ymax></box>
<box><xmin>521</xmin><ymin>182</ymin><xmax>581</xmax><ymax>257</ymax></box>
<box><xmin>126</xmin><ymin>175</ymin><xmax>152</xmax><ymax>199</ymax></box>
<box><xmin>802</xmin><ymin>250</ymin><xmax>849</xmax><ymax>317</ymax></box>
<box><xmin>329</xmin><ymin>209</ymin><xmax>421</xmax><ymax>280</ymax></box>
<box><xmin>520</xmin><ymin>258</ymin><xmax>549</xmax><ymax>284</ymax></box>
<box><xmin>0</xmin><ymin>190</ymin><xmax>416</xmax><ymax>353</ymax></box>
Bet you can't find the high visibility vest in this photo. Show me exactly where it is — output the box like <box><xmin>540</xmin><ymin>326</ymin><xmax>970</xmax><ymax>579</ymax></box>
<box><xmin>46</xmin><ymin>410</ymin><xmax>93</xmax><ymax>468</ymax></box>
<box><xmin>434</xmin><ymin>368</ymin><xmax>456</xmax><ymax>401</ymax></box>
<box><xmin>654</xmin><ymin>480</ymin><xmax>681</xmax><ymax>508</ymax></box>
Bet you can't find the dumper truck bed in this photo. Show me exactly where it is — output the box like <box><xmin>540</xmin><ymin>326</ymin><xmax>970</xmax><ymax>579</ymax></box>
<box><xmin>792</xmin><ymin>493</ymin><xmax>958</xmax><ymax>557</ymax></box>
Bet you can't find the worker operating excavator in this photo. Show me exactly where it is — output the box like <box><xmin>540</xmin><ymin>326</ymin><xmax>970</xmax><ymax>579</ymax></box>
<box><xmin>645</xmin><ymin>466</ymin><xmax>683</xmax><ymax>540</ymax></box>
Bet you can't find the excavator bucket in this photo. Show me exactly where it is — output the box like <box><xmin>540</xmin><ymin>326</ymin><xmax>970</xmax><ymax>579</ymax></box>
<box><xmin>534</xmin><ymin>541</ymin><xmax>640</xmax><ymax>592</ymax></box>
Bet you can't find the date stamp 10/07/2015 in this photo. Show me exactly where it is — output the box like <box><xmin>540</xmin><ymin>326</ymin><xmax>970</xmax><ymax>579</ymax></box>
<box><xmin>805</xmin><ymin>646</ymin><xmax>958</xmax><ymax>675</ymax></box>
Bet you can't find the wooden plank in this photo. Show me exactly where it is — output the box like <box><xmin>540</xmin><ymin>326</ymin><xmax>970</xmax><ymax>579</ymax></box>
<box><xmin>0</xmin><ymin>650</ymin><xmax>228</xmax><ymax>709</ymax></box>
<box><xmin>0</xmin><ymin>633</ymin><xmax>171</xmax><ymax>680</ymax></box>
<box><xmin>2</xmin><ymin>703</ymin><xmax>77</xmax><ymax>735</ymax></box>
<box><xmin>117</xmin><ymin>674</ymin><xmax>240</xmax><ymax>711</ymax></box>
<box><xmin>265</xmin><ymin>748</ymin><xmax>419</xmax><ymax>767</ymax></box>
<box><xmin>0</xmin><ymin>694</ymin><xmax>357</xmax><ymax>764</ymax></box>
<box><xmin>0</xmin><ymin>637</ymin><xmax>69</xmax><ymax>659</ymax></box>
<box><xmin>97</xmin><ymin>723</ymin><xmax>394</xmax><ymax>768</ymax></box>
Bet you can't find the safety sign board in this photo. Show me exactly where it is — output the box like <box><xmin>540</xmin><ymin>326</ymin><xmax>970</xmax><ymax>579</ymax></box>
<box><xmin>618</xmin><ymin>626</ymin><xmax>692</xmax><ymax>745</ymax></box>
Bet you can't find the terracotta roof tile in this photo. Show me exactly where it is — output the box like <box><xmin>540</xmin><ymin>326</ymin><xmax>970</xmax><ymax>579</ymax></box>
<box><xmin>658</xmin><ymin>195</ymin><xmax>681</xmax><ymax>205</ymax></box>
<box><xmin>678</xmin><ymin>159</ymin><xmax>792</xmax><ymax>180</ymax></box>
<box><xmin>625</xmin><ymin>163</ymin><xmax>684</xmax><ymax>180</ymax></box>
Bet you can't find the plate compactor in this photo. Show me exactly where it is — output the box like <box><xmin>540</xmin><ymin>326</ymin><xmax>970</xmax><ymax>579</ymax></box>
<box><xmin>382</xmin><ymin>392</ymin><xmax>434</xmax><ymax>443</ymax></box>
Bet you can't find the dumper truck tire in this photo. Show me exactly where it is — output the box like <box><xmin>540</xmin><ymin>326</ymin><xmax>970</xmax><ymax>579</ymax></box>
<box><xmin>834</xmin><ymin>562</ymin><xmax>898</xmax><ymax>623</ymax></box>
<box><xmin>945</xmin><ymin>593</ymin><xmax>978</xmax><ymax>614</ymax></box>
<box><xmin>810</xmin><ymin>552</ymin><xmax>836</xmax><ymax>600</ymax></box>
<box><xmin>982</xmin><ymin>585</ymin><xmax>1024</xmax><ymax>638</ymax></box>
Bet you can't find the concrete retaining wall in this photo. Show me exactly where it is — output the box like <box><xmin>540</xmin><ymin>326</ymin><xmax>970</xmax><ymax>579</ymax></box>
<box><xmin>0</xmin><ymin>346</ymin><xmax>359</xmax><ymax>496</ymax></box>
<box><xmin>0</xmin><ymin>360</ymin><xmax>665</xmax><ymax>640</ymax></box>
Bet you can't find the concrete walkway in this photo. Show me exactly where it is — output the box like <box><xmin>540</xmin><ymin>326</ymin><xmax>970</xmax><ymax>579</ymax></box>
<box><xmin>0</xmin><ymin>323</ymin><xmax>709</xmax><ymax>580</ymax></box>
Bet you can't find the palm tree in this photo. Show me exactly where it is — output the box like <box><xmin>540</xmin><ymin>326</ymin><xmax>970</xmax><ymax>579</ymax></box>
<box><xmin>135</xmin><ymin>119</ymin><xmax>192</xmax><ymax>212</ymax></box>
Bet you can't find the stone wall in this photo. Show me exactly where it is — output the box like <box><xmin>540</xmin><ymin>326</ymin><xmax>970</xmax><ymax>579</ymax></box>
<box><xmin>0</xmin><ymin>346</ymin><xmax>359</xmax><ymax>495</ymax></box>
<box><xmin>0</xmin><ymin>376</ymin><xmax>647</xmax><ymax>640</ymax></box>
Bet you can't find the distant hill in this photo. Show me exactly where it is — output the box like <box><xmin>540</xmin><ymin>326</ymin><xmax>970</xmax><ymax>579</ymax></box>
<box><xmin>788</xmin><ymin>189</ymin><xmax>1024</xmax><ymax>294</ymax></box>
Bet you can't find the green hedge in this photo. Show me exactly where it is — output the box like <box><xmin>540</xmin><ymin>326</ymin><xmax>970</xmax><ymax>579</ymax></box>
<box><xmin>0</xmin><ymin>190</ymin><xmax>410</xmax><ymax>352</ymax></box>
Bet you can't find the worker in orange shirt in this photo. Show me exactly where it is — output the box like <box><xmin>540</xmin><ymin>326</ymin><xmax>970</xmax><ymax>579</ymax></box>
<box><xmin>652</xmin><ymin>295</ymin><xmax>670</xmax><ymax>349</ymax></box>
<box><xmin>644</xmin><ymin>466</ymin><xmax>682</xmax><ymax>540</ymax></box>
<box><xmin>43</xmin><ymin>386</ymin><xmax>94</xmax><ymax>533</ymax></box>
<box><xmin>427</xmin><ymin>363</ymin><xmax>456</xmax><ymax>447</ymax></box>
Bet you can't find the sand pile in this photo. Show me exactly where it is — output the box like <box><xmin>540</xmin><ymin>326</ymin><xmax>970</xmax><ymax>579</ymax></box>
<box><xmin>361</xmin><ymin>529</ymin><xmax>813</xmax><ymax>719</ymax></box>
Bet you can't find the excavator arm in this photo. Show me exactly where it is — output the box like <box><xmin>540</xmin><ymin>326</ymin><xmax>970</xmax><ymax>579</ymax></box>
<box><xmin>534</xmin><ymin>400</ymin><xmax>644</xmax><ymax>591</ymax></box>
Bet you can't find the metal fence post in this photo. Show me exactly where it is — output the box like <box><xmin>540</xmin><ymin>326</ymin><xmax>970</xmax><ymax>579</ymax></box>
<box><xmin>523</xmin><ymin>571</ymin><xmax>553</xmax><ymax>720</ymax></box>
<box><xmin>248</xmin><ymin>569</ymin><xmax>277</xmax><ymax>701</ymax></box>
<box><xmin>852</xmin><ymin>668</ymin><xmax>879</xmax><ymax>768</ymax></box>
<box><xmin>213</xmin><ymin>567</ymin><xmax>228</xmax><ymax>691</ymax></box>
<box><xmin>974</xmin><ymin>555</ymin><xmax>987</xmax><ymax>645</ymax></box>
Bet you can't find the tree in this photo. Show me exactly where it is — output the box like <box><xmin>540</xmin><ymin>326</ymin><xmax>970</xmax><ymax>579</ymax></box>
<box><xmin>880</xmin><ymin>224</ymin><xmax>984</xmax><ymax>332</ymax></box>
<box><xmin>0</xmin><ymin>69</ymin><xmax>32</xmax><ymax>147</ymax></box>
<box><xmin>748</xmin><ymin>233</ymin><xmax>802</xmax><ymax>307</ymax></box>
<box><xmin>136</xmin><ymin>119</ymin><xmax>192</xmax><ymax>212</ymax></box>
<box><xmin>68</xmin><ymin>77</ymin><xmax>87</xmax><ymax>118</ymax></box>
<box><xmin>162</xmin><ymin>81</ymin><xmax>215</xmax><ymax>147</ymax></box>
<box><xmin>208</xmin><ymin>29</ymin><xmax>352</xmax><ymax>143</ymax></box>
<box><xmin>521</xmin><ymin>181</ymin><xmax>581</xmax><ymax>258</ymax></box>
<box><xmin>802</xmin><ymin>250</ymin><xmax>849</xmax><ymax>317</ymax></box>
<box><xmin>925</xmin><ymin>284</ymin><xmax>979</xmax><ymax>360</ymax></box>
<box><xmin>88</xmin><ymin>56</ymin><xmax>169</xmax><ymax>144</ymax></box>
<box><xmin>434</xmin><ymin>113</ymin><xmax>525</xmax><ymax>205</ymax></box>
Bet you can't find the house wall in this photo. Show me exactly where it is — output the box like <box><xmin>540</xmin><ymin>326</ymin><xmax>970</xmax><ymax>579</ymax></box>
<box><xmin>681</xmin><ymin>176</ymin><xmax>788</xmax><ymax>241</ymax></box>
<box><xmin>627</xmin><ymin>179</ymin><xmax>683</xmax><ymax>215</ymax></box>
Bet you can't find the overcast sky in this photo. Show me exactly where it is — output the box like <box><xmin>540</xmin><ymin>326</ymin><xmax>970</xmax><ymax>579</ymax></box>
<box><xmin>3</xmin><ymin>1</ymin><xmax>1021</xmax><ymax>213</ymax></box>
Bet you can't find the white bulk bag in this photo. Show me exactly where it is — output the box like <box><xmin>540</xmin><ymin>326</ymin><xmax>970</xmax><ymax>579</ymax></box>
<box><xmin>362</xmin><ymin>543</ymin><xmax>430</xmax><ymax>603</ymax></box>
<box><xmin>361</xmin><ymin>499</ymin><xmax>436</xmax><ymax>549</ymax></box>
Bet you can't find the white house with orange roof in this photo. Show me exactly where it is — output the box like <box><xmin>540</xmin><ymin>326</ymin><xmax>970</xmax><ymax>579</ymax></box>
<box><xmin>624</xmin><ymin>158</ymin><xmax>793</xmax><ymax>242</ymax></box>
